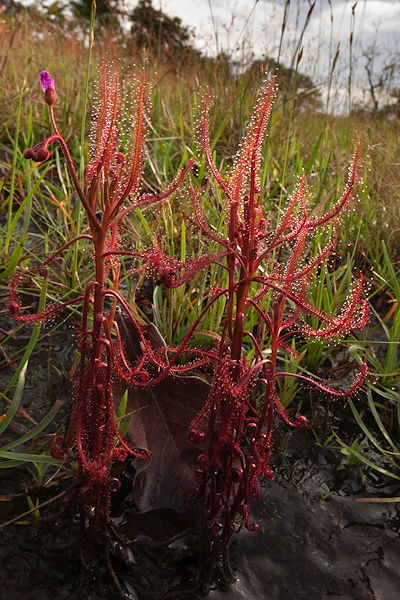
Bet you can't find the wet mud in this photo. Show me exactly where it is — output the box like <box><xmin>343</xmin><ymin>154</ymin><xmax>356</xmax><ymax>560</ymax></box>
<box><xmin>212</xmin><ymin>430</ymin><xmax>400</xmax><ymax>600</ymax></box>
<box><xmin>0</xmin><ymin>328</ymin><xmax>399</xmax><ymax>599</ymax></box>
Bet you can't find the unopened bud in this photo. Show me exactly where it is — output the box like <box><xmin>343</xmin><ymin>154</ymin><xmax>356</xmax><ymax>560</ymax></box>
<box><xmin>23</xmin><ymin>148</ymin><xmax>34</xmax><ymax>160</ymax></box>
<box><xmin>44</xmin><ymin>87</ymin><xmax>57</xmax><ymax>106</ymax></box>
<box><xmin>33</xmin><ymin>147</ymin><xmax>50</xmax><ymax>162</ymax></box>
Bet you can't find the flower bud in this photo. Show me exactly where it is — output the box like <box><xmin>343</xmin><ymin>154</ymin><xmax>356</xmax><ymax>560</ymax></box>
<box><xmin>44</xmin><ymin>87</ymin><xmax>57</xmax><ymax>107</ymax></box>
<box><xmin>33</xmin><ymin>147</ymin><xmax>50</xmax><ymax>163</ymax></box>
<box><xmin>39</xmin><ymin>71</ymin><xmax>56</xmax><ymax>106</ymax></box>
<box><xmin>23</xmin><ymin>148</ymin><xmax>34</xmax><ymax>160</ymax></box>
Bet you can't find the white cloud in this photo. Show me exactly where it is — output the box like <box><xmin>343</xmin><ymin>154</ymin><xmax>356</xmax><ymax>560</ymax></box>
<box><xmin>158</xmin><ymin>1</ymin><xmax>398</xmax><ymax>52</ymax></box>
<box><xmin>155</xmin><ymin>0</ymin><xmax>399</xmax><ymax>98</ymax></box>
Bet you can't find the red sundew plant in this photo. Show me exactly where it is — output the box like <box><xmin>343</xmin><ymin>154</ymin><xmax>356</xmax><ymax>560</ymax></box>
<box><xmin>9</xmin><ymin>65</ymin><xmax>369</xmax><ymax>594</ymax></box>
<box><xmin>10</xmin><ymin>65</ymin><xmax>197</xmax><ymax>535</ymax></box>
<box><xmin>151</xmin><ymin>77</ymin><xmax>369</xmax><ymax>572</ymax></box>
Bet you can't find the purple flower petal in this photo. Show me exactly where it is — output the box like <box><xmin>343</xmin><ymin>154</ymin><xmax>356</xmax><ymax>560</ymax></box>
<box><xmin>39</xmin><ymin>71</ymin><xmax>55</xmax><ymax>92</ymax></box>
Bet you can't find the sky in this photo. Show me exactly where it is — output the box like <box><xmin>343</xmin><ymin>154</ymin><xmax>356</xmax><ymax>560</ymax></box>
<box><xmin>156</xmin><ymin>0</ymin><xmax>400</xmax><ymax>110</ymax></box>
<box><xmin>18</xmin><ymin>0</ymin><xmax>400</xmax><ymax>110</ymax></box>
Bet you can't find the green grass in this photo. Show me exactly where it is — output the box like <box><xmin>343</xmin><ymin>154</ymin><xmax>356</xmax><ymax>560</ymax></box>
<box><xmin>0</xmin><ymin>277</ymin><xmax>63</xmax><ymax>471</ymax></box>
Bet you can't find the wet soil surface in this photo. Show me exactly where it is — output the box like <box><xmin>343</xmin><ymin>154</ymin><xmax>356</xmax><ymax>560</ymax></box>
<box><xmin>212</xmin><ymin>430</ymin><xmax>400</xmax><ymax>600</ymax></box>
<box><xmin>1</xmin><ymin>429</ymin><xmax>399</xmax><ymax>600</ymax></box>
<box><xmin>1</xmin><ymin>328</ymin><xmax>399</xmax><ymax>600</ymax></box>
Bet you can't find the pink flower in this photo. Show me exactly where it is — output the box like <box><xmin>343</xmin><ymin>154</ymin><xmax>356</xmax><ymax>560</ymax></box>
<box><xmin>39</xmin><ymin>71</ymin><xmax>55</xmax><ymax>91</ymax></box>
<box><xmin>39</xmin><ymin>71</ymin><xmax>56</xmax><ymax>106</ymax></box>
